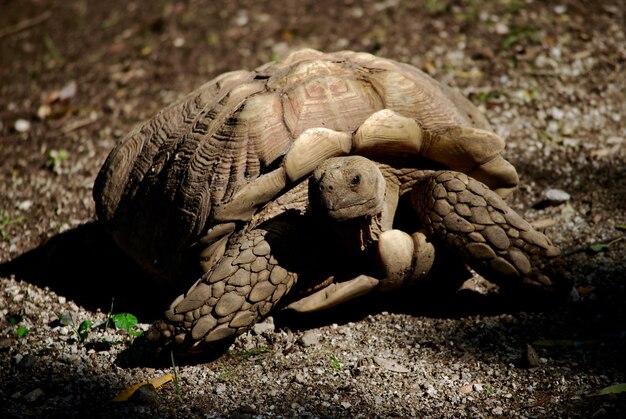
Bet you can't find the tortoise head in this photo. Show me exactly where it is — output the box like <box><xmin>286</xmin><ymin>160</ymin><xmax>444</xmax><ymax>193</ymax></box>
<box><xmin>309</xmin><ymin>156</ymin><xmax>386</xmax><ymax>221</ymax></box>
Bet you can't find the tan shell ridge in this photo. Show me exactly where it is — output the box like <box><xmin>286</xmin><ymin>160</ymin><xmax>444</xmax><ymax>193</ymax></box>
<box><xmin>94</xmin><ymin>49</ymin><xmax>501</xmax><ymax>281</ymax></box>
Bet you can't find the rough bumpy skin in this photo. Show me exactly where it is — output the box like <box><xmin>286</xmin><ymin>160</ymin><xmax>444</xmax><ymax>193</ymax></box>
<box><xmin>150</xmin><ymin>219</ymin><xmax>302</xmax><ymax>350</ymax></box>
<box><xmin>409</xmin><ymin>171</ymin><xmax>566</xmax><ymax>292</ymax></box>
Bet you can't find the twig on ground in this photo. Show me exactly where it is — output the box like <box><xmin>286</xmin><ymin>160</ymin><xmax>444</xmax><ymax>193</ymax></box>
<box><xmin>0</xmin><ymin>11</ymin><xmax>52</xmax><ymax>40</ymax></box>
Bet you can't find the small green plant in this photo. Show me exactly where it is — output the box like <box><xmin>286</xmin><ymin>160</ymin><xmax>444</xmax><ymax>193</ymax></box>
<box><xmin>589</xmin><ymin>224</ymin><xmax>626</xmax><ymax>253</ymax></box>
<box><xmin>217</xmin><ymin>366</ymin><xmax>234</xmax><ymax>382</ymax></box>
<box><xmin>170</xmin><ymin>351</ymin><xmax>183</xmax><ymax>401</ymax></box>
<box><xmin>8</xmin><ymin>315</ymin><xmax>29</xmax><ymax>339</ymax></box>
<box><xmin>16</xmin><ymin>326</ymin><xmax>29</xmax><ymax>338</ymax></box>
<box><xmin>506</xmin><ymin>0</ymin><xmax>525</xmax><ymax>13</ymax></box>
<box><xmin>425</xmin><ymin>0</ymin><xmax>447</xmax><ymax>14</ymax></box>
<box><xmin>47</xmin><ymin>149</ymin><xmax>68</xmax><ymax>172</ymax></box>
<box><xmin>328</xmin><ymin>354</ymin><xmax>342</xmax><ymax>371</ymax></box>
<box><xmin>473</xmin><ymin>91</ymin><xmax>502</xmax><ymax>103</ymax></box>
<box><xmin>58</xmin><ymin>312</ymin><xmax>94</xmax><ymax>342</ymax></box>
<box><xmin>501</xmin><ymin>26</ymin><xmax>538</xmax><ymax>48</ymax></box>
<box><xmin>485</xmin><ymin>385</ymin><xmax>495</xmax><ymax>395</ymax></box>
<box><xmin>111</xmin><ymin>313</ymin><xmax>142</xmax><ymax>342</ymax></box>
<box><xmin>100</xmin><ymin>299</ymin><xmax>143</xmax><ymax>342</ymax></box>
<box><xmin>0</xmin><ymin>211</ymin><xmax>24</xmax><ymax>239</ymax></box>
<box><xmin>77</xmin><ymin>319</ymin><xmax>93</xmax><ymax>342</ymax></box>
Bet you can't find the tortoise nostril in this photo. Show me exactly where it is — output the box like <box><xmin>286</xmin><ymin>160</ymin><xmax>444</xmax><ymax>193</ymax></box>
<box><xmin>328</xmin><ymin>185</ymin><xmax>334</xmax><ymax>191</ymax></box>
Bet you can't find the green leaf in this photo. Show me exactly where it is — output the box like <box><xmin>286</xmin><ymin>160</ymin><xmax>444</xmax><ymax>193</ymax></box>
<box><xmin>328</xmin><ymin>354</ymin><xmax>342</xmax><ymax>371</ymax></box>
<box><xmin>616</xmin><ymin>224</ymin><xmax>626</xmax><ymax>231</ymax></box>
<box><xmin>77</xmin><ymin>319</ymin><xmax>93</xmax><ymax>342</ymax></box>
<box><xmin>589</xmin><ymin>243</ymin><xmax>609</xmax><ymax>252</ymax></box>
<box><xmin>594</xmin><ymin>383</ymin><xmax>626</xmax><ymax>396</ymax></box>
<box><xmin>112</xmin><ymin>313</ymin><xmax>138</xmax><ymax>331</ymax></box>
<box><xmin>8</xmin><ymin>315</ymin><xmax>21</xmax><ymax>325</ymax></box>
<box><xmin>16</xmin><ymin>326</ymin><xmax>29</xmax><ymax>338</ymax></box>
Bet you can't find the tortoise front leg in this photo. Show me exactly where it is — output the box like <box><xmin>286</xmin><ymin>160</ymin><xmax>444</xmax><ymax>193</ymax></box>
<box><xmin>286</xmin><ymin>230</ymin><xmax>435</xmax><ymax>313</ymax></box>
<box><xmin>148</xmin><ymin>217</ymin><xmax>311</xmax><ymax>354</ymax></box>
<box><xmin>408</xmin><ymin>170</ymin><xmax>572</xmax><ymax>294</ymax></box>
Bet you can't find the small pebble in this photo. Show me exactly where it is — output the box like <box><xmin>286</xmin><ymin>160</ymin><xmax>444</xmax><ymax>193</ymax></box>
<box><xmin>129</xmin><ymin>384</ymin><xmax>159</xmax><ymax>405</ymax></box>
<box><xmin>14</xmin><ymin>119</ymin><xmax>31</xmax><ymax>133</ymax></box>
<box><xmin>535</xmin><ymin>188</ymin><xmax>571</xmax><ymax>208</ymax></box>
<box><xmin>544</xmin><ymin>188</ymin><xmax>571</xmax><ymax>203</ymax></box>
<box><xmin>23</xmin><ymin>388</ymin><xmax>44</xmax><ymax>403</ymax></box>
<box><xmin>294</xmin><ymin>372</ymin><xmax>307</xmax><ymax>384</ymax></box>
<box><xmin>18</xmin><ymin>200</ymin><xmax>33</xmax><ymax>210</ymax></box>
<box><xmin>252</xmin><ymin>320</ymin><xmax>275</xmax><ymax>335</ymax></box>
<box><xmin>299</xmin><ymin>331</ymin><xmax>321</xmax><ymax>347</ymax></box>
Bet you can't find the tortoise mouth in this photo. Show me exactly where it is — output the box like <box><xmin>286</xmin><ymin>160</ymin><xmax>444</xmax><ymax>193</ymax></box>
<box><xmin>322</xmin><ymin>196</ymin><xmax>384</xmax><ymax>221</ymax></box>
<box><xmin>329</xmin><ymin>214</ymin><xmax>380</xmax><ymax>252</ymax></box>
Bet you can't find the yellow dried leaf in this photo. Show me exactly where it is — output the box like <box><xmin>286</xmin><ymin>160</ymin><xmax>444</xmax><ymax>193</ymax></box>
<box><xmin>149</xmin><ymin>373</ymin><xmax>174</xmax><ymax>388</ymax></box>
<box><xmin>112</xmin><ymin>373</ymin><xmax>174</xmax><ymax>402</ymax></box>
<box><xmin>594</xmin><ymin>383</ymin><xmax>626</xmax><ymax>396</ymax></box>
<box><xmin>113</xmin><ymin>382</ymin><xmax>146</xmax><ymax>402</ymax></box>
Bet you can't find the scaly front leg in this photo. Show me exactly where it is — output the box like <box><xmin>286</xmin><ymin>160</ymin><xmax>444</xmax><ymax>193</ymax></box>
<box><xmin>148</xmin><ymin>216</ymin><xmax>313</xmax><ymax>354</ymax></box>
<box><xmin>408</xmin><ymin>170</ymin><xmax>571</xmax><ymax>294</ymax></box>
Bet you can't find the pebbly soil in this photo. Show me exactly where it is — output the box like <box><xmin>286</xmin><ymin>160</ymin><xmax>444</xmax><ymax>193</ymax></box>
<box><xmin>1</xmin><ymin>0</ymin><xmax>625</xmax><ymax>417</ymax></box>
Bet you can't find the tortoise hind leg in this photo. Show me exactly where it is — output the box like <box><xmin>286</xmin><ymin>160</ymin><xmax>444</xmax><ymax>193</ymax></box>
<box><xmin>408</xmin><ymin>171</ymin><xmax>572</xmax><ymax>295</ymax></box>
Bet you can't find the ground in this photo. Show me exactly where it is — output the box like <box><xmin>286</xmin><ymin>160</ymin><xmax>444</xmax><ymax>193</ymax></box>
<box><xmin>1</xmin><ymin>0</ymin><xmax>625</xmax><ymax>417</ymax></box>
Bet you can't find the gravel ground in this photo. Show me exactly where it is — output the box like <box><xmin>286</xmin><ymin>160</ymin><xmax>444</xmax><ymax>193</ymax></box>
<box><xmin>1</xmin><ymin>0</ymin><xmax>625</xmax><ymax>417</ymax></box>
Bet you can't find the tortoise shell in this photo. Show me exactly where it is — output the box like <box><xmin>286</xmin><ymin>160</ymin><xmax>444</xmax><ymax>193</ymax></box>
<box><xmin>94</xmin><ymin>48</ymin><xmax>499</xmax><ymax>283</ymax></box>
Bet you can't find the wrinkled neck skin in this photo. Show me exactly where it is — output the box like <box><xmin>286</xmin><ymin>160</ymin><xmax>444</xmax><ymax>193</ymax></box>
<box><xmin>316</xmin><ymin>211</ymin><xmax>385</xmax><ymax>254</ymax></box>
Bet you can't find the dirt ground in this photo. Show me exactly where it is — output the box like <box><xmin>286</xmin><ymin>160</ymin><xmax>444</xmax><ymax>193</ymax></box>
<box><xmin>1</xmin><ymin>0</ymin><xmax>625</xmax><ymax>417</ymax></box>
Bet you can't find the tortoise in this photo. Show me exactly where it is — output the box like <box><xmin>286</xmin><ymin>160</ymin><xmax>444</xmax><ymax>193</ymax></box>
<box><xmin>93</xmin><ymin>49</ymin><xmax>569</xmax><ymax>354</ymax></box>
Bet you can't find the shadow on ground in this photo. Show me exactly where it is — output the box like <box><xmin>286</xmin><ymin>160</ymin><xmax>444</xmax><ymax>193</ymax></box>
<box><xmin>2</xmin><ymin>222</ymin><xmax>625</xmax><ymax>372</ymax></box>
<box><xmin>0</xmin><ymin>221</ymin><xmax>561</xmax><ymax>325</ymax></box>
<box><xmin>0</xmin><ymin>222</ymin><xmax>174</xmax><ymax>321</ymax></box>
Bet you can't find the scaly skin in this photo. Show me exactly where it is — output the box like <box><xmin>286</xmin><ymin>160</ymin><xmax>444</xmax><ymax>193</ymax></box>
<box><xmin>410</xmin><ymin>171</ymin><xmax>568</xmax><ymax>292</ymax></box>
<box><xmin>147</xmin><ymin>215</ymin><xmax>327</xmax><ymax>353</ymax></box>
<box><xmin>148</xmin><ymin>167</ymin><xmax>569</xmax><ymax>354</ymax></box>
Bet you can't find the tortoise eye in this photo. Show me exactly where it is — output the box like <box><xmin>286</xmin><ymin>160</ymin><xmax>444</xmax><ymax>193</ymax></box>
<box><xmin>350</xmin><ymin>175</ymin><xmax>360</xmax><ymax>186</ymax></box>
